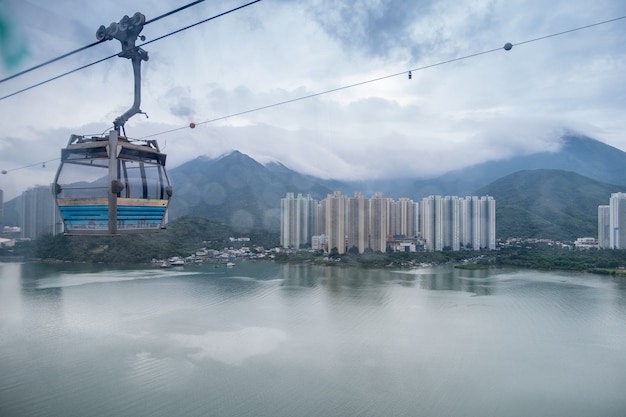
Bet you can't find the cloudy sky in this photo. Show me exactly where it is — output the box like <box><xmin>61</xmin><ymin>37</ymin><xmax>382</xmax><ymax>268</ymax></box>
<box><xmin>0</xmin><ymin>0</ymin><xmax>624</xmax><ymax>199</ymax></box>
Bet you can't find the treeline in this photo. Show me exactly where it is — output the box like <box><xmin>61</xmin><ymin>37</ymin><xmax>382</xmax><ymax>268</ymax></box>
<box><xmin>28</xmin><ymin>217</ymin><xmax>280</xmax><ymax>264</ymax></box>
<box><xmin>14</xmin><ymin>221</ymin><xmax>626</xmax><ymax>272</ymax></box>
<box><xmin>488</xmin><ymin>243</ymin><xmax>626</xmax><ymax>272</ymax></box>
<box><xmin>275</xmin><ymin>243</ymin><xmax>626</xmax><ymax>273</ymax></box>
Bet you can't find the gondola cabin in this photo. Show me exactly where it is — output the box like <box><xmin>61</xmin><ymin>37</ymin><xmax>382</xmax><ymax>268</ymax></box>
<box><xmin>53</xmin><ymin>131</ymin><xmax>172</xmax><ymax>235</ymax></box>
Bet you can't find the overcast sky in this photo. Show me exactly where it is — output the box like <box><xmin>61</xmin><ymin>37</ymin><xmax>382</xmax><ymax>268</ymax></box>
<box><xmin>0</xmin><ymin>0</ymin><xmax>625</xmax><ymax>199</ymax></box>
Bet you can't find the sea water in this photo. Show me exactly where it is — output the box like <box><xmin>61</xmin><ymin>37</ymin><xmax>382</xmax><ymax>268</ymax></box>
<box><xmin>1</xmin><ymin>261</ymin><xmax>625</xmax><ymax>417</ymax></box>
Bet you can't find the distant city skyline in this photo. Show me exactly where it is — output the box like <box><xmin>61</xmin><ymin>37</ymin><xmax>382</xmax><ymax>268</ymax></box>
<box><xmin>599</xmin><ymin>192</ymin><xmax>626</xmax><ymax>249</ymax></box>
<box><xmin>19</xmin><ymin>184</ymin><xmax>61</xmax><ymax>239</ymax></box>
<box><xmin>281</xmin><ymin>192</ymin><xmax>496</xmax><ymax>253</ymax></box>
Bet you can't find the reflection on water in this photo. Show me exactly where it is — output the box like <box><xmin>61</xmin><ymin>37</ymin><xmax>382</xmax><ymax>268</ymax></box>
<box><xmin>408</xmin><ymin>266</ymin><xmax>496</xmax><ymax>295</ymax></box>
<box><xmin>1</xmin><ymin>261</ymin><xmax>626</xmax><ymax>417</ymax></box>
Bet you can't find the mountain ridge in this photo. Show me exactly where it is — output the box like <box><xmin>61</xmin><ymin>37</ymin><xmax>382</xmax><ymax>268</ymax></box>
<box><xmin>3</xmin><ymin>133</ymin><xmax>624</xmax><ymax>241</ymax></box>
<box><xmin>475</xmin><ymin>169</ymin><xmax>621</xmax><ymax>240</ymax></box>
<box><xmin>162</xmin><ymin>133</ymin><xmax>624</xmax><ymax>239</ymax></box>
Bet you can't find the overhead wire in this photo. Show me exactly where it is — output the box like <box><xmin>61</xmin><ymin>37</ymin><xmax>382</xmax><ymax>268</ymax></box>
<box><xmin>142</xmin><ymin>14</ymin><xmax>626</xmax><ymax>139</ymax></box>
<box><xmin>1</xmin><ymin>158</ymin><xmax>59</xmax><ymax>175</ymax></box>
<box><xmin>144</xmin><ymin>0</ymin><xmax>207</xmax><ymax>25</ymax></box>
<box><xmin>0</xmin><ymin>39</ymin><xmax>105</xmax><ymax>85</ymax></box>
<box><xmin>0</xmin><ymin>0</ymin><xmax>209</xmax><ymax>85</ymax></box>
<box><xmin>140</xmin><ymin>0</ymin><xmax>261</xmax><ymax>48</ymax></box>
<box><xmin>138</xmin><ymin>45</ymin><xmax>507</xmax><ymax>139</ymax></box>
<box><xmin>2</xmin><ymin>14</ymin><xmax>624</xmax><ymax>173</ymax></box>
<box><xmin>0</xmin><ymin>0</ymin><xmax>262</xmax><ymax>101</ymax></box>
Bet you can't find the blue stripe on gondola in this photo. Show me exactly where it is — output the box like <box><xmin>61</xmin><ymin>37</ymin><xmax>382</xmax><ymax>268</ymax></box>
<box><xmin>60</xmin><ymin>206</ymin><xmax>166</xmax><ymax>211</ymax></box>
<box><xmin>59</xmin><ymin>205</ymin><xmax>167</xmax><ymax>230</ymax></box>
<box><xmin>118</xmin><ymin>207</ymin><xmax>167</xmax><ymax>213</ymax></box>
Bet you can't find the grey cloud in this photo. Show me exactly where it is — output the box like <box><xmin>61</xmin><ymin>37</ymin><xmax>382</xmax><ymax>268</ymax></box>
<box><xmin>307</xmin><ymin>0</ymin><xmax>432</xmax><ymax>58</ymax></box>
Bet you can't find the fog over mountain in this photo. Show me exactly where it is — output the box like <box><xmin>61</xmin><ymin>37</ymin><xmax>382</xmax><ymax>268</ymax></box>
<box><xmin>159</xmin><ymin>133</ymin><xmax>626</xmax><ymax>239</ymax></box>
<box><xmin>3</xmin><ymin>133</ymin><xmax>624</xmax><ymax>240</ymax></box>
<box><xmin>476</xmin><ymin>169</ymin><xmax>621</xmax><ymax>240</ymax></box>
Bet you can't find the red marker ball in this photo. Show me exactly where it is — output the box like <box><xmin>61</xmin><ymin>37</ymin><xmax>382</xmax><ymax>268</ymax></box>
<box><xmin>189</xmin><ymin>122</ymin><xmax>196</xmax><ymax>129</ymax></box>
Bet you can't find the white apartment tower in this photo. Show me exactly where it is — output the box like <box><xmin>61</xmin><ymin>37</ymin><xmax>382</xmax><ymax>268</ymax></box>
<box><xmin>391</xmin><ymin>197</ymin><xmax>418</xmax><ymax>238</ymax></box>
<box><xmin>420</xmin><ymin>196</ymin><xmax>438</xmax><ymax>251</ymax></box>
<box><xmin>598</xmin><ymin>205</ymin><xmax>610</xmax><ymax>249</ymax></box>
<box><xmin>421</xmin><ymin>195</ymin><xmax>496</xmax><ymax>251</ymax></box>
<box><xmin>467</xmin><ymin>196</ymin><xmax>496</xmax><ymax>250</ymax></box>
<box><xmin>280</xmin><ymin>192</ymin><xmax>493</xmax><ymax>254</ymax></box>
<box><xmin>347</xmin><ymin>192</ymin><xmax>369</xmax><ymax>253</ymax></box>
<box><xmin>324</xmin><ymin>191</ymin><xmax>349</xmax><ymax>254</ymax></box>
<box><xmin>280</xmin><ymin>193</ymin><xmax>319</xmax><ymax>249</ymax></box>
<box><xmin>21</xmin><ymin>184</ymin><xmax>61</xmax><ymax>239</ymax></box>
<box><xmin>608</xmin><ymin>193</ymin><xmax>626</xmax><ymax>249</ymax></box>
<box><xmin>369</xmin><ymin>193</ymin><xmax>391</xmax><ymax>253</ymax></box>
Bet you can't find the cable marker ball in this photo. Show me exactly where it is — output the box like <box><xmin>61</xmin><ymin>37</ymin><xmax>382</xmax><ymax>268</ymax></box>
<box><xmin>189</xmin><ymin>122</ymin><xmax>196</xmax><ymax>128</ymax></box>
<box><xmin>504</xmin><ymin>42</ymin><xmax>513</xmax><ymax>51</ymax></box>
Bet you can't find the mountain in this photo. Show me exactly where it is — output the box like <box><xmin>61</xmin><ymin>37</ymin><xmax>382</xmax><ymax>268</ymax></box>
<box><xmin>402</xmin><ymin>133</ymin><xmax>626</xmax><ymax>199</ymax></box>
<box><xmin>285</xmin><ymin>133</ymin><xmax>626</xmax><ymax>200</ymax></box>
<box><xmin>4</xmin><ymin>133</ymin><xmax>625</xmax><ymax>241</ymax></box>
<box><xmin>167</xmin><ymin>151</ymin><xmax>333</xmax><ymax>233</ymax></box>
<box><xmin>164</xmin><ymin>133</ymin><xmax>626</xmax><ymax>240</ymax></box>
<box><xmin>475</xmin><ymin>169</ymin><xmax>620</xmax><ymax>240</ymax></box>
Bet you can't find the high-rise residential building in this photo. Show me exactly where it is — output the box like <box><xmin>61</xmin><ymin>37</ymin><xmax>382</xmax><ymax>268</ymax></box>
<box><xmin>598</xmin><ymin>205</ymin><xmax>610</xmax><ymax>249</ymax></box>
<box><xmin>413</xmin><ymin>200</ymin><xmax>420</xmax><ymax>238</ymax></box>
<box><xmin>280</xmin><ymin>192</ymin><xmax>495</xmax><ymax>254</ymax></box>
<box><xmin>421</xmin><ymin>195</ymin><xmax>496</xmax><ymax>251</ymax></box>
<box><xmin>391</xmin><ymin>197</ymin><xmax>418</xmax><ymax>238</ymax></box>
<box><xmin>280</xmin><ymin>193</ymin><xmax>319</xmax><ymax>249</ymax></box>
<box><xmin>324</xmin><ymin>191</ymin><xmax>349</xmax><ymax>254</ymax></box>
<box><xmin>420</xmin><ymin>195</ymin><xmax>435</xmax><ymax>251</ymax></box>
<box><xmin>483</xmin><ymin>196</ymin><xmax>497</xmax><ymax>250</ymax></box>
<box><xmin>467</xmin><ymin>196</ymin><xmax>496</xmax><ymax>250</ymax></box>
<box><xmin>443</xmin><ymin>196</ymin><xmax>462</xmax><ymax>251</ymax></box>
<box><xmin>0</xmin><ymin>188</ymin><xmax>3</xmax><ymax>229</ymax></box>
<box><xmin>607</xmin><ymin>192</ymin><xmax>626</xmax><ymax>249</ymax></box>
<box><xmin>369</xmin><ymin>193</ymin><xmax>390</xmax><ymax>253</ymax></box>
<box><xmin>347</xmin><ymin>192</ymin><xmax>369</xmax><ymax>253</ymax></box>
<box><xmin>21</xmin><ymin>184</ymin><xmax>61</xmax><ymax>239</ymax></box>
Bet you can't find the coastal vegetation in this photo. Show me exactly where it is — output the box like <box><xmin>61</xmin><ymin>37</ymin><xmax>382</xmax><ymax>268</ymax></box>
<box><xmin>274</xmin><ymin>242</ymin><xmax>626</xmax><ymax>274</ymax></box>
<box><xmin>489</xmin><ymin>242</ymin><xmax>626</xmax><ymax>273</ymax></box>
<box><xmin>22</xmin><ymin>217</ymin><xmax>280</xmax><ymax>264</ymax></box>
<box><xmin>6</xmin><ymin>216</ymin><xmax>626</xmax><ymax>276</ymax></box>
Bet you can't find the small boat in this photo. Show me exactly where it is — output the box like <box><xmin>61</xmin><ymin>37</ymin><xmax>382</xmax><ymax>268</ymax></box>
<box><xmin>168</xmin><ymin>257</ymin><xmax>185</xmax><ymax>267</ymax></box>
<box><xmin>226</xmin><ymin>262</ymin><xmax>235</xmax><ymax>268</ymax></box>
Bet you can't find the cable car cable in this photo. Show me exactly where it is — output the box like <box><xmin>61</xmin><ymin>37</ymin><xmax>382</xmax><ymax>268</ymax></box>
<box><xmin>2</xmin><ymin>14</ymin><xmax>624</xmax><ymax>173</ymax></box>
<box><xmin>140</xmin><ymin>0</ymin><xmax>261</xmax><ymax>48</ymax></box>
<box><xmin>1</xmin><ymin>158</ymin><xmax>59</xmax><ymax>175</ymax></box>
<box><xmin>0</xmin><ymin>39</ymin><xmax>106</xmax><ymax>85</ymax></box>
<box><xmin>0</xmin><ymin>0</ymin><xmax>211</xmax><ymax>85</ymax></box>
<box><xmin>141</xmin><ymin>14</ymin><xmax>626</xmax><ymax>139</ymax></box>
<box><xmin>514</xmin><ymin>15</ymin><xmax>625</xmax><ymax>47</ymax></box>
<box><xmin>144</xmin><ymin>0</ymin><xmax>207</xmax><ymax>25</ymax></box>
<box><xmin>0</xmin><ymin>0</ymin><xmax>262</xmax><ymax>101</ymax></box>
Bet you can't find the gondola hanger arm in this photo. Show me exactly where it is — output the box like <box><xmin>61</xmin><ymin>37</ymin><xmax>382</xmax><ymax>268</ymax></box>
<box><xmin>96</xmin><ymin>12</ymin><xmax>149</xmax><ymax>132</ymax></box>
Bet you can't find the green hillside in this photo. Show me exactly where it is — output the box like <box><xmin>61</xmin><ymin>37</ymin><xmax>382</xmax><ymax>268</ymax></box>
<box><xmin>30</xmin><ymin>217</ymin><xmax>279</xmax><ymax>264</ymax></box>
<box><xmin>475</xmin><ymin>169</ymin><xmax>620</xmax><ymax>241</ymax></box>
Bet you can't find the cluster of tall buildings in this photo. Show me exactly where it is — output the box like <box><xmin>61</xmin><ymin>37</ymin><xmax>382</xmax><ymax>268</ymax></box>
<box><xmin>598</xmin><ymin>192</ymin><xmax>626</xmax><ymax>249</ymax></box>
<box><xmin>0</xmin><ymin>185</ymin><xmax>62</xmax><ymax>240</ymax></box>
<box><xmin>281</xmin><ymin>192</ymin><xmax>496</xmax><ymax>253</ymax></box>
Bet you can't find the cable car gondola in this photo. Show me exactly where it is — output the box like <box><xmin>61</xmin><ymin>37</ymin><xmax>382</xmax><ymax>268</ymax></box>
<box><xmin>53</xmin><ymin>12</ymin><xmax>172</xmax><ymax>235</ymax></box>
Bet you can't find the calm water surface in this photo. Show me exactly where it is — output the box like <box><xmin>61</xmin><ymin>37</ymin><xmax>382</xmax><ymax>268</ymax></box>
<box><xmin>1</xmin><ymin>261</ymin><xmax>625</xmax><ymax>417</ymax></box>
